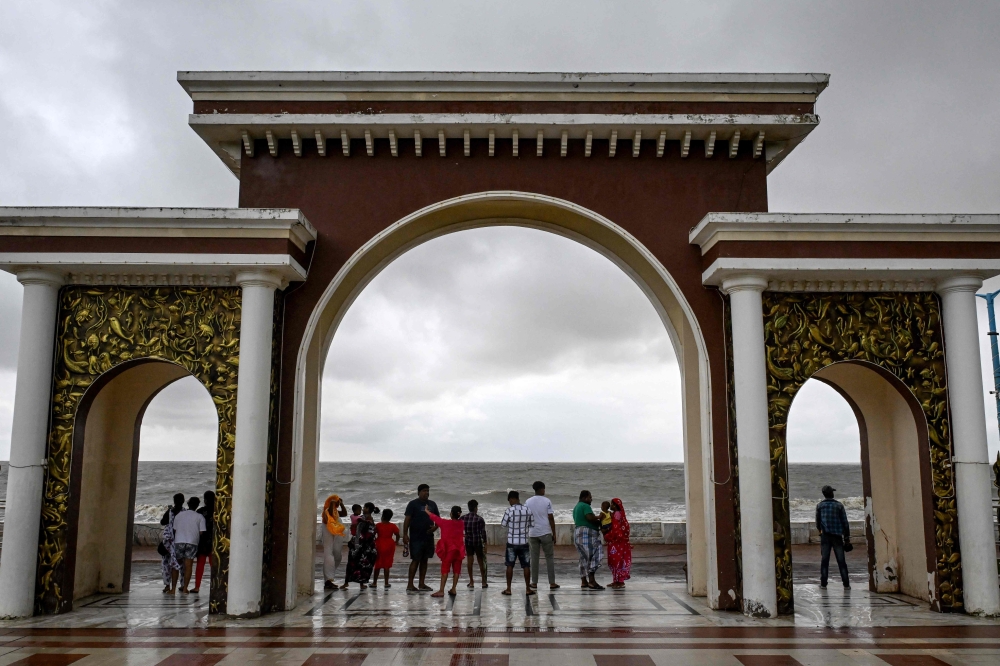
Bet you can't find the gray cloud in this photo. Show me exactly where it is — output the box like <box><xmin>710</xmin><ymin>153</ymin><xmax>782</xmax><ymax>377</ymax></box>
<box><xmin>0</xmin><ymin>1</ymin><xmax>998</xmax><ymax>462</ymax></box>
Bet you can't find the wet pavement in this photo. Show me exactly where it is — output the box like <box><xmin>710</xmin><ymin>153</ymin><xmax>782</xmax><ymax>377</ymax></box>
<box><xmin>0</xmin><ymin>545</ymin><xmax>996</xmax><ymax>664</ymax></box>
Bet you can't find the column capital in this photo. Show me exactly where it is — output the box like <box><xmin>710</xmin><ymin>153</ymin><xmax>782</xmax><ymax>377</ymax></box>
<box><xmin>235</xmin><ymin>270</ymin><xmax>285</xmax><ymax>290</ymax></box>
<box><xmin>936</xmin><ymin>275</ymin><xmax>984</xmax><ymax>295</ymax></box>
<box><xmin>15</xmin><ymin>268</ymin><xmax>65</xmax><ymax>288</ymax></box>
<box><xmin>721</xmin><ymin>274</ymin><xmax>769</xmax><ymax>295</ymax></box>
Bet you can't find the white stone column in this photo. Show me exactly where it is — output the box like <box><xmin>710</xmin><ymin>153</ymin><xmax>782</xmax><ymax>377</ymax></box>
<box><xmin>936</xmin><ymin>275</ymin><xmax>1000</xmax><ymax>616</ymax></box>
<box><xmin>227</xmin><ymin>271</ymin><xmax>282</xmax><ymax>617</ymax></box>
<box><xmin>722</xmin><ymin>274</ymin><xmax>777</xmax><ymax>618</ymax></box>
<box><xmin>0</xmin><ymin>269</ymin><xmax>64</xmax><ymax>618</ymax></box>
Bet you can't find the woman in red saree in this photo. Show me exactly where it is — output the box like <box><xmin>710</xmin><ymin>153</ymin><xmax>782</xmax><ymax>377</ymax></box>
<box><xmin>606</xmin><ymin>498</ymin><xmax>631</xmax><ymax>588</ymax></box>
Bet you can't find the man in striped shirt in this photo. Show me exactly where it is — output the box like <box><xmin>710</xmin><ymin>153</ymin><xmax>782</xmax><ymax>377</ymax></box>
<box><xmin>500</xmin><ymin>490</ymin><xmax>535</xmax><ymax>596</ymax></box>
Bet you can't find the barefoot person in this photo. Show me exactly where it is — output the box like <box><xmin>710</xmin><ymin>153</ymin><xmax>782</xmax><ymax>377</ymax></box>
<box><xmin>462</xmin><ymin>499</ymin><xmax>488</xmax><ymax>588</ymax></box>
<box><xmin>524</xmin><ymin>481</ymin><xmax>559</xmax><ymax>591</ymax></box>
<box><xmin>343</xmin><ymin>502</ymin><xmax>379</xmax><ymax>590</ymax></box>
<box><xmin>321</xmin><ymin>494</ymin><xmax>348</xmax><ymax>590</ymax></box>
<box><xmin>159</xmin><ymin>493</ymin><xmax>185</xmax><ymax>593</ymax></box>
<box><xmin>403</xmin><ymin>484</ymin><xmax>439</xmax><ymax>592</ymax></box>
<box><xmin>605</xmin><ymin>498</ymin><xmax>632</xmax><ymax>589</ymax></box>
<box><xmin>500</xmin><ymin>490</ymin><xmax>535</xmax><ymax>596</ymax></box>
<box><xmin>192</xmin><ymin>491</ymin><xmax>215</xmax><ymax>594</ymax></box>
<box><xmin>426</xmin><ymin>505</ymin><xmax>466</xmax><ymax>597</ymax></box>
<box><xmin>372</xmin><ymin>509</ymin><xmax>400</xmax><ymax>588</ymax></box>
<box><xmin>573</xmin><ymin>490</ymin><xmax>604</xmax><ymax>590</ymax></box>
<box><xmin>172</xmin><ymin>496</ymin><xmax>207</xmax><ymax>594</ymax></box>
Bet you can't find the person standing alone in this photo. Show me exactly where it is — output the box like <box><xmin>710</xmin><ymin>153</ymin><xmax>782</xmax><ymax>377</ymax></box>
<box><xmin>815</xmin><ymin>485</ymin><xmax>851</xmax><ymax>589</ymax></box>
<box><xmin>524</xmin><ymin>481</ymin><xmax>559</xmax><ymax>591</ymax></box>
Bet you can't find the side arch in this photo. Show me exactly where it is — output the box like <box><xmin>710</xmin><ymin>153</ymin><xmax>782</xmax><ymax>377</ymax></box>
<box><xmin>35</xmin><ymin>285</ymin><xmax>242</xmax><ymax>614</ymax></box>
<box><xmin>284</xmin><ymin>191</ymin><xmax>718</xmax><ymax>607</ymax></box>
<box><xmin>812</xmin><ymin>361</ymin><xmax>937</xmax><ymax>601</ymax></box>
<box><xmin>762</xmin><ymin>292</ymin><xmax>959</xmax><ymax>614</ymax></box>
<box><xmin>67</xmin><ymin>359</ymin><xmax>193</xmax><ymax>602</ymax></box>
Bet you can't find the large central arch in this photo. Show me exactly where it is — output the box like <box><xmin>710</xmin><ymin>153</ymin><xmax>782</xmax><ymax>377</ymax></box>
<box><xmin>283</xmin><ymin>191</ymin><xmax>717</xmax><ymax>608</ymax></box>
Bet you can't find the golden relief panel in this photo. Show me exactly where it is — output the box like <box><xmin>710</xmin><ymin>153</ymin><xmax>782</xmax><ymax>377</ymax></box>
<box><xmin>36</xmin><ymin>286</ymin><xmax>241</xmax><ymax>615</ymax></box>
<box><xmin>759</xmin><ymin>292</ymin><xmax>959</xmax><ymax>614</ymax></box>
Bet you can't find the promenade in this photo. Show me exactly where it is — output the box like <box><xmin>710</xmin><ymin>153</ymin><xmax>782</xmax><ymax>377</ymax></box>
<box><xmin>1</xmin><ymin>545</ymin><xmax>997</xmax><ymax>665</ymax></box>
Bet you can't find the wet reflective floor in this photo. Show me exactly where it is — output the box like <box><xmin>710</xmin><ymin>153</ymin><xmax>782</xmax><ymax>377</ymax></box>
<box><xmin>0</xmin><ymin>549</ymin><xmax>997</xmax><ymax>665</ymax></box>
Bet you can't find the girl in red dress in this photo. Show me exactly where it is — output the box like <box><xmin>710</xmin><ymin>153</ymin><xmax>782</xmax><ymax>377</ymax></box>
<box><xmin>372</xmin><ymin>509</ymin><xmax>400</xmax><ymax>587</ymax></box>
<box><xmin>426</xmin><ymin>505</ymin><xmax>466</xmax><ymax>598</ymax></box>
<box><xmin>605</xmin><ymin>498</ymin><xmax>632</xmax><ymax>589</ymax></box>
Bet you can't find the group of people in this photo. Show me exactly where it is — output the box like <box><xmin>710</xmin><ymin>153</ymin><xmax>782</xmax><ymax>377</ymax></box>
<box><xmin>158</xmin><ymin>491</ymin><xmax>215</xmax><ymax>594</ymax></box>
<box><xmin>320</xmin><ymin>482</ymin><xmax>632</xmax><ymax>596</ymax></box>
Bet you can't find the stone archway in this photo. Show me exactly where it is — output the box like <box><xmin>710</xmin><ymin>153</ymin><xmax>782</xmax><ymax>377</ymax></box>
<box><xmin>34</xmin><ymin>285</ymin><xmax>242</xmax><ymax>614</ymax></box>
<box><xmin>759</xmin><ymin>291</ymin><xmax>959</xmax><ymax>614</ymax></box>
<box><xmin>810</xmin><ymin>363</ymin><xmax>936</xmax><ymax>602</ymax></box>
<box><xmin>282</xmin><ymin>191</ymin><xmax>718</xmax><ymax>609</ymax></box>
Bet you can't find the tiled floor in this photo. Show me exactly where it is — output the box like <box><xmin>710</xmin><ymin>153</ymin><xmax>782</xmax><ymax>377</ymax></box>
<box><xmin>0</xmin><ymin>557</ymin><xmax>997</xmax><ymax>665</ymax></box>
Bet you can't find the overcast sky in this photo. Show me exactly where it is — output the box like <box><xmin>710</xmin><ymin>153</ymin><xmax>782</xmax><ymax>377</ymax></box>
<box><xmin>0</xmin><ymin>1</ymin><xmax>998</xmax><ymax>463</ymax></box>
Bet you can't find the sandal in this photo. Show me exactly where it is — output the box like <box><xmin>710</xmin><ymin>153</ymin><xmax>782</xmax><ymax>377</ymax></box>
<box><xmin>588</xmin><ymin>583</ymin><xmax>605</xmax><ymax>590</ymax></box>
<box><xmin>526</xmin><ymin>589</ymin><xmax>536</xmax><ymax>596</ymax></box>
<box><xmin>501</xmin><ymin>589</ymin><xmax>512</xmax><ymax>596</ymax></box>
<box><xmin>467</xmin><ymin>582</ymin><xmax>475</xmax><ymax>588</ymax></box>
<box><xmin>431</xmin><ymin>591</ymin><xmax>444</xmax><ymax>598</ymax></box>
<box><xmin>448</xmin><ymin>590</ymin><xmax>457</xmax><ymax>597</ymax></box>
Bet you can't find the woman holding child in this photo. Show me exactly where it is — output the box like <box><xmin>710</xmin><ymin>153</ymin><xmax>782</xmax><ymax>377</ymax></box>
<box><xmin>344</xmin><ymin>502</ymin><xmax>380</xmax><ymax>589</ymax></box>
<box><xmin>604</xmin><ymin>498</ymin><xmax>632</xmax><ymax>589</ymax></box>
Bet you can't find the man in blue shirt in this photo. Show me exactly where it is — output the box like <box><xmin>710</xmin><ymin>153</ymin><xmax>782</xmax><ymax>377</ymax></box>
<box><xmin>815</xmin><ymin>485</ymin><xmax>851</xmax><ymax>589</ymax></box>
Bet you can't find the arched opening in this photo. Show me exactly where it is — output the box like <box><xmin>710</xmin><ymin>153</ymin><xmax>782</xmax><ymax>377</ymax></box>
<box><xmin>786</xmin><ymin>361</ymin><xmax>936</xmax><ymax>606</ymax></box>
<box><xmin>285</xmin><ymin>192</ymin><xmax>716</xmax><ymax>609</ymax></box>
<box><xmin>65</xmin><ymin>359</ymin><xmax>221</xmax><ymax>603</ymax></box>
<box><xmin>319</xmin><ymin>225</ymin><xmax>683</xmax><ymax>579</ymax></box>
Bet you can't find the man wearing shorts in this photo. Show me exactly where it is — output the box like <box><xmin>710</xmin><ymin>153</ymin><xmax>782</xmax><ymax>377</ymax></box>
<box><xmin>500</xmin><ymin>490</ymin><xmax>534</xmax><ymax>596</ymax></box>
<box><xmin>171</xmin><ymin>496</ymin><xmax>206</xmax><ymax>594</ymax></box>
<box><xmin>462</xmin><ymin>499</ymin><xmax>488</xmax><ymax>588</ymax></box>
<box><xmin>403</xmin><ymin>484</ymin><xmax>439</xmax><ymax>592</ymax></box>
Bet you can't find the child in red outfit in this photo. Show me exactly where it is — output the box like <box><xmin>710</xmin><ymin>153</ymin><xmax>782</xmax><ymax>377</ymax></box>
<box><xmin>425</xmin><ymin>505</ymin><xmax>466</xmax><ymax>597</ymax></box>
<box><xmin>372</xmin><ymin>509</ymin><xmax>400</xmax><ymax>587</ymax></box>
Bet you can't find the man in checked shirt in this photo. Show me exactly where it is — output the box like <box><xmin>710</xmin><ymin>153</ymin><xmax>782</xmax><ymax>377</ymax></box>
<box><xmin>462</xmin><ymin>499</ymin><xmax>489</xmax><ymax>588</ymax></box>
<box><xmin>500</xmin><ymin>490</ymin><xmax>535</xmax><ymax>596</ymax></box>
<box><xmin>816</xmin><ymin>485</ymin><xmax>852</xmax><ymax>589</ymax></box>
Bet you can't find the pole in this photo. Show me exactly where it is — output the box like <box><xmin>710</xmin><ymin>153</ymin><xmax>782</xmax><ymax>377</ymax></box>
<box><xmin>976</xmin><ymin>290</ymin><xmax>1000</xmax><ymax>441</ymax></box>
<box><xmin>976</xmin><ymin>289</ymin><xmax>1000</xmax><ymax>534</ymax></box>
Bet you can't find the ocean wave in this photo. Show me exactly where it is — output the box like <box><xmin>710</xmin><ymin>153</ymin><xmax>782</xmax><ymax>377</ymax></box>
<box><xmin>134</xmin><ymin>503</ymin><xmax>167</xmax><ymax>523</ymax></box>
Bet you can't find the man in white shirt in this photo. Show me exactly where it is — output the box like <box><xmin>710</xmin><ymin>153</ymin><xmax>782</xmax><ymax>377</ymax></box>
<box><xmin>524</xmin><ymin>481</ymin><xmax>559</xmax><ymax>590</ymax></box>
<box><xmin>172</xmin><ymin>496</ymin><xmax>207</xmax><ymax>594</ymax></box>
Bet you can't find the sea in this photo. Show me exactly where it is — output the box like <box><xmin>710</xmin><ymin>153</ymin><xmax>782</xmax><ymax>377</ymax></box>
<box><xmin>0</xmin><ymin>462</ymin><xmax>865</xmax><ymax>524</ymax></box>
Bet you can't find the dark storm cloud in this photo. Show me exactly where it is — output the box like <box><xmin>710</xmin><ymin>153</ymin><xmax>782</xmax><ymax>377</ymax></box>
<box><xmin>0</xmin><ymin>1</ymin><xmax>998</xmax><ymax>461</ymax></box>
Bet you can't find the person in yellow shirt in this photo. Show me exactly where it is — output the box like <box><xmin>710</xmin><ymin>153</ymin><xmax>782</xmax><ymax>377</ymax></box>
<box><xmin>322</xmin><ymin>494</ymin><xmax>348</xmax><ymax>589</ymax></box>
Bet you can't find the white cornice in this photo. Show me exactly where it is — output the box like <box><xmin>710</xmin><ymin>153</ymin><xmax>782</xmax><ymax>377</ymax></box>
<box><xmin>689</xmin><ymin>213</ymin><xmax>1000</xmax><ymax>253</ymax></box>
<box><xmin>178</xmin><ymin>71</ymin><xmax>830</xmax><ymax>100</ymax></box>
<box><xmin>701</xmin><ymin>257</ymin><xmax>1000</xmax><ymax>291</ymax></box>
<box><xmin>0</xmin><ymin>207</ymin><xmax>317</xmax><ymax>251</ymax></box>
<box><xmin>0</xmin><ymin>252</ymin><xmax>308</xmax><ymax>285</ymax></box>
